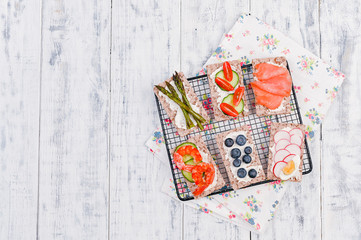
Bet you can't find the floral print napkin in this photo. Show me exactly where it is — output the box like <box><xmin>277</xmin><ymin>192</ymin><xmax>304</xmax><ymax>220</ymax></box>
<box><xmin>146</xmin><ymin>128</ymin><xmax>288</xmax><ymax>233</ymax></box>
<box><xmin>147</xmin><ymin>14</ymin><xmax>345</xmax><ymax>233</ymax></box>
<box><xmin>145</xmin><ymin>126</ymin><xmax>169</xmax><ymax>164</ymax></box>
<box><xmin>199</xmin><ymin>13</ymin><xmax>344</xmax><ymax>140</ymax></box>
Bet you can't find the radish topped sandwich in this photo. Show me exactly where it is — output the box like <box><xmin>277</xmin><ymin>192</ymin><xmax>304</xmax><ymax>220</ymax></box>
<box><xmin>267</xmin><ymin>122</ymin><xmax>306</xmax><ymax>181</ymax></box>
<box><xmin>154</xmin><ymin>72</ymin><xmax>210</xmax><ymax>137</ymax></box>
<box><xmin>172</xmin><ymin>135</ymin><xmax>225</xmax><ymax>199</ymax></box>
<box><xmin>206</xmin><ymin>60</ymin><xmax>249</xmax><ymax>121</ymax></box>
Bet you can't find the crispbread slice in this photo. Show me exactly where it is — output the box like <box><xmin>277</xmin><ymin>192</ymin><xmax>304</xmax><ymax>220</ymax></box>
<box><xmin>215</xmin><ymin>125</ymin><xmax>266</xmax><ymax>190</ymax></box>
<box><xmin>267</xmin><ymin>122</ymin><xmax>306</xmax><ymax>182</ymax></box>
<box><xmin>154</xmin><ymin>72</ymin><xmax>210</xmax><ymax>137</ymax></box>
<box><xmin>206</xmin><ymin>60</ymin><xmax>250</xmax><ymax>121</ymax></box>
<box><xmin>171</xmin><ymin>135</ymin><xmax>225</xmax><ymax>199</ymax></box>
<box><xmin>251</xmin><ymin>56</ymin><xmax>292</xmax><ymax>117</ymax></box>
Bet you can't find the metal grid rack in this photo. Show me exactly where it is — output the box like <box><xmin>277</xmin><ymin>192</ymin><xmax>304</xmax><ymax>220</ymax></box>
<box><xmin>155</xmin><ymin>64</ymin><xmax>313</xmax><ymax>201</ymax></box>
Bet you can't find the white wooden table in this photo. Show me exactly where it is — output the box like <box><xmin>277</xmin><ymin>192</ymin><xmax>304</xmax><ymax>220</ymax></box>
<box><xmin>1</xmin><ymin>0</ymin><xmax>360</xmax><ymax>239</ymax></box>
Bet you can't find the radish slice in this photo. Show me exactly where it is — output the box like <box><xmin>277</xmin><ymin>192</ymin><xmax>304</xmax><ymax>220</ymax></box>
<box><xmin>290</xmin><ymin>135</ymin><xmax>303</xmax><ymax>146</ymax></box>
<box><xmin>282</xmin><ymin>154</ymin><xmax>296</xmax><ymax>163</ymax></box>
<box><xmin>274</xmin><ymin>149</ymin><xmax>291</xmax><ymax>163</ymax></box>
<box><xmin>273</xmin><ymin>161</ymin><xmax>287</xmax><ymax>177</ymax></box>
<box><xmin>285</xmin><ymin>144</ymin><xmax>302</xmax><ymax>156</ymax></box>
<box><xmin>289</xmin><ymin>128</ymin><xmax>304</xmax><ymax>139</ymax></box>
<box><xmin>275</xmin><ymin>139</ymin><xmax>290</xmax><ymax>151</ymax></box>
<box><xmin>274</xmin><ymin>130</ymin><xmax>291</xmax><ymax>143</ymax></box>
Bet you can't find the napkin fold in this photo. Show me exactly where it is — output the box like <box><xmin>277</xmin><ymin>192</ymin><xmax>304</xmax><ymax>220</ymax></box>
<box><xmin>147</xmin><ymin>13</ymin><xmax>344</xmax><ymax>233</ymax></box>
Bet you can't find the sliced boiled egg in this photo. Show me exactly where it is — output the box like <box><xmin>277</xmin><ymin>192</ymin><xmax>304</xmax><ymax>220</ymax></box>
<box><xmin>279</xmin><ymin>155</ymin><xmax>301</xmax><ymax>180</ymax></box>
<box><xmin>282</xmin><ymin>161</ymin><xmax>295</xmax><ymax>175</ymax></box>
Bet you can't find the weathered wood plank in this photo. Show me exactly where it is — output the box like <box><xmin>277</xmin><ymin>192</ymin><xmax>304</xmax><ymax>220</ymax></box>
<box><xmin>38</xmin><ymin>0</ymin><xmax>111</xmax><ymax>238</ymax></box>
<box><xmin>0</xmin><ymin>0</ymin><xmax>41</xmax><ymax>238</ymax></box>
<box><xmin>181</xmin><ymin>1</ymin><xmax>251</xmax><ymax>239</ymax></box>
<box><xmin>109</xmin><ymin>0</ymin><xmax>182</xmax><ymax>239</ymax></box>
<box><xmin>320</xmin><ymin>1</ymin><xmax>361</xmax><ymax>239</ymax></box>
<box><xmin>250</xmin><ymin>1</ymin><xmax>322</xmax><ymax>239</ymax></box>
<box><xmin>181</xmin><ymin>0</ymin><xmax>251</xmax><ymax>75</ymax></box>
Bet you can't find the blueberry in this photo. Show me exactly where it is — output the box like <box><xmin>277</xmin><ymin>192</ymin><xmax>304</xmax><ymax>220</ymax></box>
<box><xmin>248</xmin><ymin>169</ymin><xmax>257</xmax><ymax>178</ymax></box>
<box><xmin>244</xmin><ymin>146</ymin><xmax>252</xmax><ymax>154</ymax></box>
<box><xmin>233</xmin><ymin>158</ymin><xmax>241</xmax><ymax>167</ymax></box>
<box><xmin>236</xmin><ymin>135</ymin><xmax>247</xmax><ymax>146</ymax></box>
<box><xmin>230</xmin><ymin>148</ymin><xmax>241</xmax><ymax>158</ymax></box>
<box><xmin>224</xmin><ymin>138</ymin><xmax>234</xmax><ymax>147</ymax></box>
<box><xmin>242</xmin><ymin>155</ymin><xmax>252</xmax><ymax>164</ymax></box>
<box><xmin>237</xmin><ymin>168</ymin><xmax>247</xmax><ymax>178</ymax></box>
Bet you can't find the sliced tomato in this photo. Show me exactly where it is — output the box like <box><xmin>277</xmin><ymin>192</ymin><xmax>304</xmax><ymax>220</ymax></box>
<box><xmin>223</xmin><ymin>61</ymin><xmax>233</xmax><ymax>81</ymax></box>
<box><xmin>215</xmin><ymin>77</ymin><xmax>234</xmax><ymax>91</ymax></box>
<box><xmin>220</xmin><ymin>103</ymin><xmax>238</xmax><ymax>117</ymax></box>
<box><xmin>233</xmin><ymin>86</ymin><xmax>245</xmax><ymax>106</ymax></box>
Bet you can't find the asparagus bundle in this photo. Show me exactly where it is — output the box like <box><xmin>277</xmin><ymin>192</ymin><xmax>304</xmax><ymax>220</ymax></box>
<box><xmin>156</xmin><ymin>76</ymin><xmax>206</xmax><ymax>130</ymax></box>
<box><xmin>173</xmin><ymin>72</ymin><xmax>204</xmax><ymax>130</ymax></box>
<box><xmin>165</xmin><ymin>81</ymin><xmax>195</xmax><ymax>129</ymax></box>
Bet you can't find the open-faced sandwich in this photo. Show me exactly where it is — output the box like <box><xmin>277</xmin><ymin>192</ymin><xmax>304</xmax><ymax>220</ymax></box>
<box><xmin>251</xmin><ymin>56</ymin><xmax>292</xmax><ymax>116</ymax></box>
<box><xmin>206</xmin><ymin>60</ymin><xmax>249</xmax><ymax>121</ymax></box>
<box><xmin>267</xmin><ymin>122</ymin><xmax>306</xmax><ymax>182</ymax></box>
<box><xmin>154</xmin><ymin>72</ymin><xmax>210</xmax><ymax>137</ymax></box>
<box><xmin>172</xmin><ymin>135</ymin><xmax>225</xmax><ymax>199</ymax></box>
<box><xmin>215</xmin><ymin>125</ymin><xmax>266</xmax><ymax>190</ymax></box>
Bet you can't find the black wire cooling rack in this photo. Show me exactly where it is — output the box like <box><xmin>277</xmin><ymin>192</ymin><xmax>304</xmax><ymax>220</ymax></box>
<box><xmin>155</xmin><ymin>64</ymin><xmax>313</xmax><ymax>201</ymax></box>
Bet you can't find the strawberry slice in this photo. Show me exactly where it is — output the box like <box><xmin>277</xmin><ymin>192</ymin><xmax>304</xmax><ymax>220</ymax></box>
<box><xmin>215</xmin><ymin>77</ymin><xmax>234</xmax><ymax>91</ymax></box>
<box><xmin>233</xmin><ymin>86</ymin><xmax>245</xmax><ymax>106</ymax></box>
<box><xmin>220</xmin><ymin>103</ymin><xmax>238</xmax><ymax>117</ymax></box>
<box><xmin>223</xmin><ymin>61</ymin><xmax>233</xmax><ymax>82</ymax></box>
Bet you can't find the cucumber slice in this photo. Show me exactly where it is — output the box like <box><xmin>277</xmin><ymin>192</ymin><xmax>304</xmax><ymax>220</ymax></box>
<box><xmin>182</xmin><ymin>155</ymin><xmax>194</xmax><ymax>163</ymax></box>
<box><xmin>222</xmin><ymin>94</ymin><xmax>244</xmax><ymax>114</ymax></box>
<box><xmin>181</xmin><ymin>159</ymin><xmax>196</xmax><ymax>183</ymax></box>
<box><xmin>174</xmin><ymin>142</ymin><xmax>197</xmax><ymax>152</ymax></box>
<box><xmin>215</xmin><ymin>70</ymin><xmax>239</xmax><ymax>90</ymax></box>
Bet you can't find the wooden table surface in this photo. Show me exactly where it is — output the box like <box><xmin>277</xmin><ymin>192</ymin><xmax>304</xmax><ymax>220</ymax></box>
<box><xmin>1</xmin><ymin>0</ymin><xmax>360</xmax><ymax>239</ymax></box>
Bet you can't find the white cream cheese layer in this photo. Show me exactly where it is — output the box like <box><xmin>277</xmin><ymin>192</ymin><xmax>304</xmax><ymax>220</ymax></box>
<box><xmin>158</xmin><ymin>81</ymin><xmax>200</xmax><ymax>129</ymax></box>
<box><xmin>223</xmin><ymin>131</ymin><xmax>262</xmax><ymax>182</ymax></box>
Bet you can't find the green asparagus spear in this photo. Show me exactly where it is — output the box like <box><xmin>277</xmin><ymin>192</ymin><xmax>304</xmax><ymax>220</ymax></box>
<box><xmin>173</xmin><ymin>72</ymin><xmax>205</xmax><ymax>130</ymax></box>
<box><xmin>165</xmin><ymin>82</ymin><xmax>195</xmax><ymax>129</ymax></box>
<box><xmin>155</xmin><ymin>85</ymin><xmax>206</xmax><ymax>123</ymax></box>
<box><xmin>182</xmin><ymin>95</ymin><xmax>204</xmax><ymax>130</ymax></box>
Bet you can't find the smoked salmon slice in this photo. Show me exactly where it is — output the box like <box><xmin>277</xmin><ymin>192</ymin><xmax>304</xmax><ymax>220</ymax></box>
<box><xmin>251</xmin><ymin>85</ymin><xmax>284</xmax><ymax>110</ymax></box>
<box><xmin>253</xmin><ymin>63</ymin><xmax>288</xmax><ymax>79</ymax></box>
<box><xmin>251</xmin><ymin>73</ymin><xmax>292</xmax><ymax>96</ymax></box>
<box><xmin>251</xmin><ymin>62</ymin><xmax>292</xmax><ymax>110</ymax></box>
